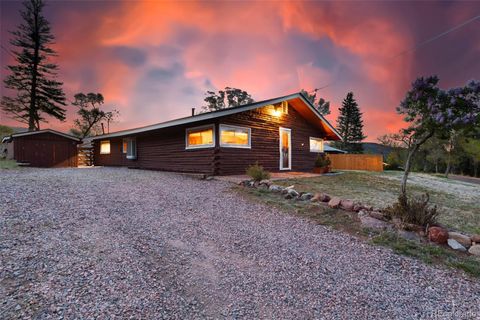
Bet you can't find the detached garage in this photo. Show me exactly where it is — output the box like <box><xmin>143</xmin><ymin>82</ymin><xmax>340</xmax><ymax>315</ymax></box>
<box><xmin>2</xmin><ymin>129</ymin><xmax>81</xmax><ymax>167</ymax></box>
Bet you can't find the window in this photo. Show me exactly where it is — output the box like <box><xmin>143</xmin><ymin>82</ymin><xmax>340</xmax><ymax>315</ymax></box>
<box><xmin>220</xmin><ymin>124</ymin><xmax>251</xmax><ymax>148</ymax></box>
<box><xmin>100</xmin><ymin>140</ymin><xmax>110</xmax><ymax>154</ymax></box>
<box><xmin>186</xmin><ymin>125</ymin><xmax>215</xmax><ymax>149</ymax></box>
<box><xmin>309</xmin><ymin>137</ymin><xmax>324</xmax><ymax>152</ymax></box>
<box><xmin>122</xmin><ymin>140</ymin><xmax>128</xmax><ymax>154</ymax></box>
<box><xmin>125</xmin><ymin>138</ymin><xmax>137</xmax><ymax>159</ymax></box>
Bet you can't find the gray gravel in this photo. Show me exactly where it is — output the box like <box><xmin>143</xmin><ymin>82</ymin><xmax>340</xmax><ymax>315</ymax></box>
<box><xmin>1</xmin><ymin>167</ymin><xmax>479</xmax><ymax>319</ymax></box>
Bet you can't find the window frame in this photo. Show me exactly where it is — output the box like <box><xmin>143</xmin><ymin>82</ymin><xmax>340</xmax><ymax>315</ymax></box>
<box><xmin>219</xmin><ymin>124</ymin><xmax>251</xmax><ymax>149</ymax></box>
<box><xmin>100</xmin><ymin>140</ymin><xmax>111</xmax><ymax>155</ymax></box>
<box><xmin>185</xmin><ymin>124</ymin><xmax>216</xmax><ymax>150</ymax></box>
<box><xmin>125</xmin><ymin>138</ymin><xmax>137</xmax><ymax>160</ymax></box>
<box><xmin>309</xmin><ymin>137</ymin><xmax>324</xmax><ymax>153</ymax></box>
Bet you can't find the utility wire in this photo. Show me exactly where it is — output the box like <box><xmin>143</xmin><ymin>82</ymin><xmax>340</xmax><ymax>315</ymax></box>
<box><xmin>391</xmin><ymin>14</ymin><xmax>480</xmax><ymax>59</ymax></box>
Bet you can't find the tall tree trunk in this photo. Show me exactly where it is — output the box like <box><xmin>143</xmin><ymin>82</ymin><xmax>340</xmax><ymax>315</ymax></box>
<box><xmin>401</xmin><ymin>145</ymin><xmax>418</xmax><ymax>196</ymax></box>
<box><xmin>28</xmin><ymin>4</ymin><xmax>40</xmax><ymax>131</ymax></box>
<box><xmin>444</xmin><ymin>152</ymin><xmax>451</xmax><ymax>178</ymax></box>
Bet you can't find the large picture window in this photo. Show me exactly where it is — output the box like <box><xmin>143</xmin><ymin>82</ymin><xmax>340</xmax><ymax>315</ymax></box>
<box><xmin>309</xmin><ymin>137</ymin><xmax>324</xmax><ymax>152</ymax></box>
<box><xmin>100</xmin><ymin>140</ymin><xmax>111</xmax><ymax>154</ymax></box>
<box><xmin>186</xmin><ymin>125</ymin><xmax>215</xmax><ymax>149</ymax></box>
<box><xmin>220</xmin><ymin>124</ymin><xmax>251</xmax><ymax>148</ymax></box>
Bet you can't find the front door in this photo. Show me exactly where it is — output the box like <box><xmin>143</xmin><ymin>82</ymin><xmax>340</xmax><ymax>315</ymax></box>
<box><xmin>279</xmin><ymin>127</ymin><xmax>291</xmax><ymax>170</ymax></box>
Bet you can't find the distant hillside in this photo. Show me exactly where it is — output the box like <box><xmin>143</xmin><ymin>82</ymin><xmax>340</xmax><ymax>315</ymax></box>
<box><xmin>361</xmin><ymin>143</ymin><xmax>393</xmax><ymax>159</ymax></box>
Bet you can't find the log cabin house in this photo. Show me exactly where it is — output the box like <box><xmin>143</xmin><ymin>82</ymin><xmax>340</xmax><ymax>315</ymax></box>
<box><xmin>90</xmin><ymin>92</ymin><xmax>341</xmax><ymax>175</ymax></box>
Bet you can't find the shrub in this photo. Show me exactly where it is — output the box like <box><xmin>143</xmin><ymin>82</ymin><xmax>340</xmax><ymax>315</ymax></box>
<box><xmin>246</xmin><ymin>162</ymin><xmax>271</xmax><ymax>181</ymax></box>
<box><xmin>314</xmin><ymin>153</ymin><xmax>331</xmax><ymax>168</ymax></box>
<box><xmin>385</xmin><ymin>193</ymin><xmax>439</xmax><ymax>227</ymax></box>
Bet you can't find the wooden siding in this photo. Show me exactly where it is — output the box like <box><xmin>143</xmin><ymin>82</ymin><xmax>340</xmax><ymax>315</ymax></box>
<box><xmin>13</xmin><ymin>132</ymin><xmax>78</xmax><ymax>167</ymax></box>
<box><xmin>93</xmin><ymin>103</ymin><xmax>330</xmax><ymax>175</ymax></box>
<box><xmin>214</xmin><ymin>104</ymin><xmax>328</xmax><ymax>175</ymax></box>
<box><xmin>328</xmin><ymin>154</ymin><xmax>384</xmax><ymax>172</ymax></box>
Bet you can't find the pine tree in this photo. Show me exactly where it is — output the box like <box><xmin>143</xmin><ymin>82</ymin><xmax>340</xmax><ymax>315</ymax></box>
<box><xmin>1</xmin><ymin>0</ymin><xmax>66</xmax><ymax>131</ymax></box>
<box><xmin>336</xmin><ymin>92</ymin><xmax>366</xmax><ymax>153</ymax></box>
<box><xmin>300</xmin><ymin>89</ymin><xmax>330</xmax><ymax>115</ymax></box>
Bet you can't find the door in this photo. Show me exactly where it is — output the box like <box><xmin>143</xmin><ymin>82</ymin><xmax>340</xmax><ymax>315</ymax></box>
<box><xmin>279</xmin><ymin>127</ymin><xmax>291</xmax><ymax>170</ymax></box>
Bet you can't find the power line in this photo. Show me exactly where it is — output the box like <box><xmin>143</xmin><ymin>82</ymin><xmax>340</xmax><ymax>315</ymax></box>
<box><xmin>391</xmin><ymin>14</ymin><xmax>480</xmax><ymax>59</ymax></box>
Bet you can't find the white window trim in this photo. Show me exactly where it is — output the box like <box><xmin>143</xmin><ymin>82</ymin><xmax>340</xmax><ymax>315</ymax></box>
<box><xmin>309</xmin><ymin>137</ymin><xmax>324</xmax><ymax>153</ymax></box>
<box><xmin>219</xmin><ymin>124</ymin><xmax>251</xmax><ymax>149</ymax></box>
<box><xmin>185</xmin><ymin>124</ymin><xmax>216</xmax><ymax>150</ymax></box>
<box><xmin>279</xmin><ymin>127</ymin><xmax>292</xmax><ymax>170</ymax></box>
<box><xmin>100</xmin><ymin>140</ymin><xmax>111</xmax><ymax>155</ymax></box>
<box><xmin>126</xmin><ymin>138</ymin><xmax>137</xmax><ymax>160</ymax></box>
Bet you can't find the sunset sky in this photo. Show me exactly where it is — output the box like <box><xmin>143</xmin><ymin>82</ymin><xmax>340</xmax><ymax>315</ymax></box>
<box><xmin>1</xmin><ymin>1</ymin><xmax>479</xmax><ymax>141</ymax></box>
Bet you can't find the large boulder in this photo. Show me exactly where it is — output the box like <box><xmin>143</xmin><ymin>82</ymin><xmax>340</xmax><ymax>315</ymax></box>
<box><xmin>360</xmin><ymin>215</ymin><xmax>390</xmax><ymax>230</ymax></box>
<box><xmin>340</xmin><ymin>199</ymin><xmax>355</xmax><ymax>211</ymax></box>
<box><xmin>447</xmin><ymin>239</ymin><xmax>467</xmax><ymax>252</ymax></box>
<box><xmin>311</xmin><ymin>192</ymin><xmax>330</xmax><ymax>203</ymax></box>
<box><xmin>428</xmin><ymin>226</ymin><xmax>448</xmax><ymax>244</ymax></box>
<box><xmin>328</xmin><ymin>197</ymin><xmax>341</xmax><ymax>209</ymax></box>
<box><xmin>448</xmin><ymin>232</ymin><xmax>471</xmax><ymax>248</ymax></box>
<box><xmin>468</xmin><ymin>245</ymin><xmax>480</xmax><ymax>256</ymax></box>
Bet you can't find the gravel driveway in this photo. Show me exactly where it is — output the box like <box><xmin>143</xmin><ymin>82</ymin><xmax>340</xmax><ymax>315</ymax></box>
<box><xmin>1</xmin><ymin>167</ymin><xmax>479</xmax><ymax>319</ymax></box>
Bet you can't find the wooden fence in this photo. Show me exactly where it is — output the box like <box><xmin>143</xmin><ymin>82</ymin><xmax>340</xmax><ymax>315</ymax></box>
<box><xmin>328</xmin><ymin>154</ymin><xmax>383</xmax><ymax>172</ymax></box>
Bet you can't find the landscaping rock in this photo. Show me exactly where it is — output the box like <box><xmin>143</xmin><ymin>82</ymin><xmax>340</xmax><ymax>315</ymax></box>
<box><xmin>369</xmin><ymin>211</ymin><xmax>388</xmax><ymax>222</ymax></box>
<box><xmin>448</xmin><ymin>232</ymin><xmax>471</xmax><ymax>248</ymax></box>
<box><xmin>470</xmin><ymin>235</ymin><xmax>480</xmax><ymax>244</ymax></box>
<box><xmin>259</xmin><ymin>179</ymin><xmax>272</xmax><ymax>187</ymax></box>
<box><xmin>268</xmin><ymin>185</ymin><xmax>283</xmax><ymax>193</ymax></box>
<box><xmin>299</xmin><ymin>193</ymin><xmax>314</xmax><ymax>201</ymax></box>
<box><xmin>328</xmin><ymin>197</ymin><xmax>341</xmax><ymax>208</ymax></box>
<box><xmin>285</xmin><ymin>185</ymin><xmax>295</xmax><ymax>190</ymax></box>
<box><xmin>353</xmin><ymin>203</ymin><xmax>363</xmax><ymax>212</ymax></box>
<box><xmin>468</xmin><ymin>245</ymin><xmax>480</xmax><ymax>256</ymax></box>
<box><xmin>340</xmin><ymin>199</ymin><xmax>354</xmax><ymax>211</ymax></box>
<box><xmin>311</xmin><ymin>192</ymin><xmax>330</xmax><ymax>203</ymax></box>
<box><xmin>284</xmin><ymin>189</ymin><xmax>299</xmax><ymax>199</ymax></box>
<box><xmin>447</xmin><ymin>239</ymin><xmax>467</xmax><ymax>252</ymax></box>
<box><xmin>360</xmin><ymin>215</ymin><xmax>390</xmax><ymax>230</ymax></box>
<box><xmin>358</xmin><ymin>210</ymin><xmax>368</xmax><ymax>218</ymax></box>
<box><xmin>362</xmin><ymin>205</ymin><xmax>373</xmax><ymax>211</ymax></box>
<box><xmin>238</xmin><ymin>180</ymin><xmax>250</xmax><ymax>186</ymax></box>
<box><xmin>428</xmin><ymin>226</ymin><xmax>448</xmax><ymax>244</ymax></box>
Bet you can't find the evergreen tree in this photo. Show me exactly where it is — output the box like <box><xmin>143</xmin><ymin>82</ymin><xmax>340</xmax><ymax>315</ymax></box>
<box><xmin>335</xmin><ymin>92</ymin><xmax>366</xmax><ymax>153</ymax></box>
<box><xmin>1</xmin><ymin>0</ymin><xmax>66</xmax><ymax>131</ymax></box>
<box><xmin>300</xmin><ymin>89</ymin><xmax>330</xmax><ymax>115</ymax></box>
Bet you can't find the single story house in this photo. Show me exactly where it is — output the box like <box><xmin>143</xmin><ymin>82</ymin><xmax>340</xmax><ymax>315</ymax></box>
<box><xmin>91</xmin><ymin>92</ymin><xmax>341</xmax><ymax>175</ymax></box>
<box><xmin>2</xmin><ymin>129</ymin><xmax>81</xmax><ymax>167</ymax></box>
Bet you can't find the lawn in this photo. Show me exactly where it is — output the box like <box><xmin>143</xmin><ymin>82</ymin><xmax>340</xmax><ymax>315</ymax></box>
<box><xmin>0</xmin><ymin>159</ymin><xmax>18</xmax><ymax>169</ymax></box>
<box><xmin>274</xmin><ymin>171</ymin><xmax>480</xmax><ymax>235</ymax></box>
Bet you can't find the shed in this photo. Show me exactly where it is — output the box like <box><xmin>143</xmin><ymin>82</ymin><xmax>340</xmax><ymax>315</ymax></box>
<box><xmin>2</xmin><ymin>129</ymin><xmax>81</xmax><ymax>167</ymax></box>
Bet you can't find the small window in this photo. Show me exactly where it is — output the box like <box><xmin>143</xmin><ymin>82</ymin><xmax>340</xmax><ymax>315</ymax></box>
<box><xmin>126</xmin><ymin>138</ymin><xmax>137</xmax><ymax>159</ymax></box>
<box><xmin>186</xmin><ymin>125</ymin><xmax>215</xmax><ymax>149</ymax></box>
<box><xmin>220</xmin><ymin>124</ymin><xmax>251</xmax><ymax>148</ymax></box>
<box><xmin>100</xmin><ymin>140</ymin><xmax>111</xmax><ymax>154</ymax></box>
<box><xmin>309</xmin><ymin>137</ymin><xmax>324</xmax><ymax>152</ymax></box>
<box><xmin>122</xmin><ymin>140</ymin><xmax>128</xmax><ymax>154</ymax></box>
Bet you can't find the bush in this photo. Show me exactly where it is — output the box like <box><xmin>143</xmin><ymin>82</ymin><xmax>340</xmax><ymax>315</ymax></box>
<box><xmin>385</xmin><ymin>193</ymin><xmax>439</xmax><ymax>227</ymax></box>
<box><xmin>314</xmin><ymin>153</ymin><xmax>331</xmax><ymax>168</ymax></box>
<box><xmin>246</xmin><ymin>162</ymin><xmax>271</xmax><ymax>181</ymax></box>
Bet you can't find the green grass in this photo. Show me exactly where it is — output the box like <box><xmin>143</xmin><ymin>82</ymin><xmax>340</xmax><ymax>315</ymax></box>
<box><xmin>372</xmin><ymin>232</ymin><xmax>480</xmax><ymax>278</ymax></box>
<box><xmin>274</xmin><ymin>171</ymin><xmax>480</xmax><ymax>234</ymax></box>
<box><xmin>0</xmin><ymin>159</ymin><xmax>18</xmax><ymax>169</ymax></box>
